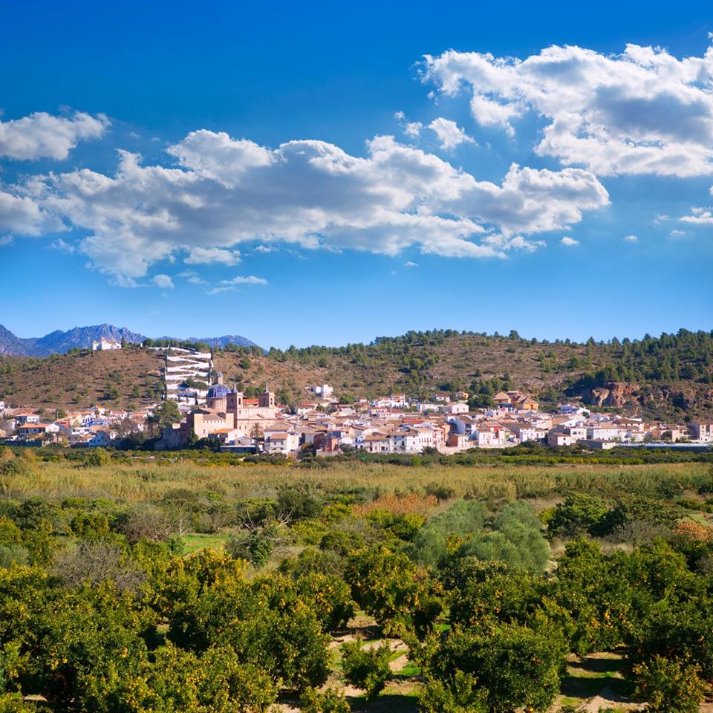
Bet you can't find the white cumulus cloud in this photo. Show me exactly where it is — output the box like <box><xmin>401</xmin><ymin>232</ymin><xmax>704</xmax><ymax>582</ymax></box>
<box><xmin>425</xmin><ymin>43</ymin><xmax>713</xmax><ymax>176</ymax></box>
<box><xmin>221</xmin><ymin>275</ymin><xmax>268</xmax><ymax>286</ymax></box>
<box><xmin>624</xmin><ymin>234</ymin><xmax>639</xmax><ymax>242</ymax></box>
<box><xmin>404</xmin><ymin>122</ymin><xmax>423</xmax><ymax>138</ymax></box>
<box><xmin>0</xmin><ymin>111</ymin><xmax>109</xmax><ymax>160</ymax></box>
<box><xmin>560</xmin><ymin>236</ymin><xmax>579</xmax><ymax>246</ymax></box>
<box><xmin>184</xmin><ymin>246</ymin><xmax>241</xmax><ymax>265</ymax></box>
<box><xmin>152</xmin><ymin>274</ymin><xmax>175</xmax><ymax>289</ymax></box>
<box><xmin>680</xmin><ymin>207</ymin><xmax>713</xmax><ymax>225</ymax></box>
<box><xmin>0</xmin><ymin>189</ymin><xmax>60</xmax><ymax>235</ymax></box>
<box><xmin>11</xmin><ymin>130</ymin><xmax>608</xmax><ymax>282</ymax></box>
<box><xmin>428</xmin><ymin>118</ymin><xmax>475</xmax><ymax>150</ymax></box>
<box><xmin>395</xmin><ymin>111</ymin><xmax>423</xmax><ymax>138</ymax></box>
<box><xmin>208</xmin><ymin>275</ymin><xmax>268</xmax><ymax>295</ymax></box>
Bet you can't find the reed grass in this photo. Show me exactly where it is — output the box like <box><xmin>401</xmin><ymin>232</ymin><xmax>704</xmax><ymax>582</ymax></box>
<box><xmin>5</xmin><ymin>458</ymin><xmax>710</xmax><ymax>505</ymax></box>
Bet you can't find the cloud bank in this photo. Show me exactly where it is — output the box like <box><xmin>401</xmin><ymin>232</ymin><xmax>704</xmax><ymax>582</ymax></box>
<box><xmin>4</xmin><ymin>129</ymin><xmax>608</xmax><ymax>282</ymax></box>
<box><xmin>0</xmin><ymin>111</ymin><xmax>109</xmax><ymax>160</ymax></box>
<box><xmin>425</xmin><ymin>43</ymin><xmax>713</xmax><ymax>176</ymax></box>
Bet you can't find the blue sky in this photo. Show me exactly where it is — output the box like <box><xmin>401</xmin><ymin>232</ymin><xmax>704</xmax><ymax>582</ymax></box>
<box><xmin>1</xmin><ymin>0</ymin><xmax>712</xmax><ymax>348</ymax></box>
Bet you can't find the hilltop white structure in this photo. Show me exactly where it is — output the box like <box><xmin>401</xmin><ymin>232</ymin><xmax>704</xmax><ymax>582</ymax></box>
<box><xmin>307</xmin><ymin>383</ymin><xmax>334</xmax><ymax>400</ymax></box>
<box><xmin>92</xmin><ymin>338</ymin><xmax>122</xmax><ymax>351</ymax></box>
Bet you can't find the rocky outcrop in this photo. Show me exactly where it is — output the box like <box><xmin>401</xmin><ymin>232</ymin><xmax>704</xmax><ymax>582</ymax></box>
<box><xmin>584</xmin><ymin>382</ymin><xmax>640</xmax><ymax>408</ymax></box>
<box><xmin>579</xmin><ymin>380</ymin><xmax>713</xmax><ymax>419</ymax></box>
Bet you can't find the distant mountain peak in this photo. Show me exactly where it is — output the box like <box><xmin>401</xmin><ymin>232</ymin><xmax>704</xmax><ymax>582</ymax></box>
<box><xmin>0</xmin><ymin>323</ymin><xmax>257</xmax><ymax>356</ymax></box>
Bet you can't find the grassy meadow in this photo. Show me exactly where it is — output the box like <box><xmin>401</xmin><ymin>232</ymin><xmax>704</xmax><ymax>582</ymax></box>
<box><xmin>6</xmin><ymin>452</ymin><xmax>712</xmax><ymax>506</ymax></box>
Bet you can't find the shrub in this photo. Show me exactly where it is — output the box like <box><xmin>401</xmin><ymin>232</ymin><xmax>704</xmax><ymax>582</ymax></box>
<box><xmin>300</xmin><ymin>686</ymin><xmax>350</xmax><ymax>713</ymax></box>
<box><xmin>52</xmin><ymin>542</ymin><xmax>146</xmax><ymax>591</ymax></box>
<box><xmin>341</xmin><ymin>640</ymin><xmax>392</xmax><ymax>701</ymax></box>
<box><xmin>226</xmin><ymin>523</ymin><xmax>279</xmax><ymax>568</ymax></box>
<box><xmin>633</xmin><ymin>656</ymin><xmax>704</xmax><ymax>713</ymax></box>
<box><xmin>425</xmin><ymin>623</ymin><xmax>564</xmax><ymax>713</ymax></box>
<box><xmin>295</xmin><ymin>572</ymin><xmax>355</xmax><ymax>632</ymax></box>
<box><xmin>424</xmin><ymin>481</ymin><xmax>456</xmax><ymax>502</ymax></box>
<box><xmin>462</xmin><ymin>501</ymin><xmax>550</xmax><ymax>573</ymax></box>
<box><xmin>410</xmin><ymin>500</ymin><xmax>486</xmax><ymax>566</ymax></box>
<box><xmin>82</xmin><ymin>448</ymin><xmax>110</xmax><ymax>468</ymax></box>
<box><xmin>419</xmin><ymin>671</ymin><xmax>488</xmax><ymax>713</ymax></box>
<box><xmin>121</xmin><ymin>507</ymin><xmax>174</xmax><ymax>544</ymax></box>
<box><xmin>0</xmin><ymin>545</ymin><xmax>29</xmax><ymax>569</ymax></box>
<box><xmin>548</xmin><ymin>493</ymin><xmax>610</xmax><ymax>538</ymax></box>
<box><xmin>276</xmin><ymin>485</ymin><xmax>322</xmax><ymax>522</ymax></box>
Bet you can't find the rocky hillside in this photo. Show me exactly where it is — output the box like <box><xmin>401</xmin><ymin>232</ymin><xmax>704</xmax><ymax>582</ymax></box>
<box><xmin>1</xmin><ymin>329</ymin><xmax>710</xmax><ymax>420</ymax></box>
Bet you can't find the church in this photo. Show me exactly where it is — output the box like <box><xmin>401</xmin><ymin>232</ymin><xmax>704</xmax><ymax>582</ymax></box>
<box><xmin>185</xmin><ymin>373</ymin><xmax>281</xmax><ymax>441</ymax></box>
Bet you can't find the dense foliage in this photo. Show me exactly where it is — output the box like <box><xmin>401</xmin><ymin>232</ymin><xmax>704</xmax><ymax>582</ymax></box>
<box><xmin>0</xmin><ymin>448</ymin><xmax>712</xmax><ymax>710</ymax></box>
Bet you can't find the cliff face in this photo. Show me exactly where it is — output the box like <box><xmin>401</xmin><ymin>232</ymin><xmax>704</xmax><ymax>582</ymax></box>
<box><xmin>585</xmin><ymin>382</ymin><xmax>640</xmax><ymax>408</ymax></box>
<box><xmin>581</xmin><ymin>381</ymin><xmax>713</xmax><ymax>419</ymax></box>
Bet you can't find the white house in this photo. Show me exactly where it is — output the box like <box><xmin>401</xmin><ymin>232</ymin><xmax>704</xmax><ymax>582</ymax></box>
<box><xmin>308</xmin><ymin>384</ymin><xmax>334</xmax><ymax>400</ymax></box>
<box><xmin>92</xmin><ymin>338</ymin><xmax>122</xmax><ymax>351</ymax></box>
<box><xmin>14</xmin><ymin>413</ymin><xmax>41</xmax><ymax>426</ymax></box>
<box><xmin>470</xmin><ymin>423</ymin><xmax>512</xmax><ymax>448</ymax></box>
<box><xmin>386</xmin><ymin>427</ymin><xmax>421</xmax><ymax>453</ymax></box>
<box><xmin>501</xmin><ymin>422</ymin><xmax>547</xmax><ymax>444</ymax></box>
<box><xmin>586</xmin><ymin>424</ymin><xmax>627</xmax><ymax>442</ymax></box>
<box><xmin>443</xmin><ymin>402</ymin><xmax>469</xmax><ymax>415</ymax></box>
<box><xmin>263</xmin><ymin>431</ymin><xmax>300</xmax><ymax>454</ymax></box>
<box><xmin>547</xmin><ymin>429</ymin><xmax>578</xmax><ymax>447</ymax></box>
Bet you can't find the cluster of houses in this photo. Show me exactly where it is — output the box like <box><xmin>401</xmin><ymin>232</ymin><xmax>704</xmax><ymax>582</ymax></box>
<box><xmin>0</xmin><ymin>399</ymin><xmax>150</xmax><ymax>447</ymax></box>
<box><xmin>1</xmin><ymin>385</ymin><xmax>712</xmax><ymax>454</ymax></box>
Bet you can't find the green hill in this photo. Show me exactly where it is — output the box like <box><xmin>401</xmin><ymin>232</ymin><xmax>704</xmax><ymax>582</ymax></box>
<box><xmin>1</xmin><ymin>329</ymin><xmax>712</xmax><ymax>420</ymax></box>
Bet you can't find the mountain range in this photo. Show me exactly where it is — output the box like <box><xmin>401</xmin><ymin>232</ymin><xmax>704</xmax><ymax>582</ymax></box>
<box><xmin>0</xmin><ymin>324</ymin><xmax>257</xmax><ymax>356</ymax></box>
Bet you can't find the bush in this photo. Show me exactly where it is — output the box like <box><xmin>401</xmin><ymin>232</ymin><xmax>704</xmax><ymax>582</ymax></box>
<box><xmin>52</xmin><ymin>542</ymin><xmax>146</xmax><ymax>591</ymax></box>
<box><xmin>633</xmin><ymin>656</ymin><xmax>704</xmax><ymax>713</ymax></box>
<box><xmin>548</xmin><ymin>493</ymin><xmax>610</xmax><ymax>538</ymax></box>
<box><xmin>0</xmin><ymin>544</ymin><xmax>29</xmax><ymax>568</ymax></box>
<box><xmin>462</xmin><ymin>501</ymin><xmax>550</xmax><ymax>573</ymax></box>
<box><xmin>345</xmin><ymin>548</ymin><xmax>442</xmax><ymax>637</ymax></box>
<box><xmin>424</xmin><ymin>481</ymin><xmax>456</xmax><ymax>502</ymax></box>
<box><xmin>70</xmin><ymin>512</ymin><xmax>110</xmax><ymax>539</ymax></box>
<box><xmin>595</xmin><ymin>496</ymin><xmax>677</xmax><ymax>538</ymax></box>
<box><xmin>425</xmin><ymin>623</ymin><xmax>564</xmax><ymax>713</ymax></box>
<box><xmin>300</xmin><ymin>686</ymin><xmax>350</xmax><ymax>713</ymax></box>
<box><xmin>411</xmin><ymin>500</ymin><xmax>486</xmax><ymax>566</ymax></box>
<box><xmin>82</xmin><ymin>448</ymin><xmax>110</xmax><ymax>467</ymax></box>
<box><xmin>226</xmin><ymin>523</ymin><xmax>279</xmax><ymax>568</ymax></box>
<box><xmin>121</xmin><ymin>507</ymin><xmax>174</xmax><ymax>544</ymax></box>
<box><xmin>419</xmin><ymin>671</ymin><xmax>488</xmax><ymax>713</ymax></box>
<box><xmin>341</xmin><ymin>640</ymin><xmax>392</xmax><ymax>701</ymax></box>
<box><xmin>295</xmin><ymin>572</ymin><xmax>355</xmax><ymax>632</ymax></box>
<box><xmin>276</xmin><ymin>485</ymin><xmax>322</xmax><ymax>522</ymax></box>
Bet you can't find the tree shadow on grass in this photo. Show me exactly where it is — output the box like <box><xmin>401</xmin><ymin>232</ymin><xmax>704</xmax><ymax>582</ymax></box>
<box><xmin>346</xmin><ymin>693</ymin><xmax>419</xmax><ymax>712</ymax></box>
<box><xmin>568</xmin><ymin>656</ymin><xmax>625</xmax><ymax>676</ymax></box>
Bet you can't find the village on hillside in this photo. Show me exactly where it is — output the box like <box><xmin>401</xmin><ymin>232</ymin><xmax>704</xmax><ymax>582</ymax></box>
<box><xmin>1</xmin><ymin>343</ymin><xmax>711</xmax><ymax>454</ymax></box>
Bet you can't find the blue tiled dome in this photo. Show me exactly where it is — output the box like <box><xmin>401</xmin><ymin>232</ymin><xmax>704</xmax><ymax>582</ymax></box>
<box><xmin>207</xmin><ymin>384</ymin><xmax>231</xmax><ymax>399</ymax></box>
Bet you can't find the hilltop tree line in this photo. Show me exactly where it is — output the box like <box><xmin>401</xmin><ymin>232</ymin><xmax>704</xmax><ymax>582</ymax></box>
<box><xmin>255</xmin><ymin>329</ymin><xmax>713</xmax><ymax>389</ymax></box>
